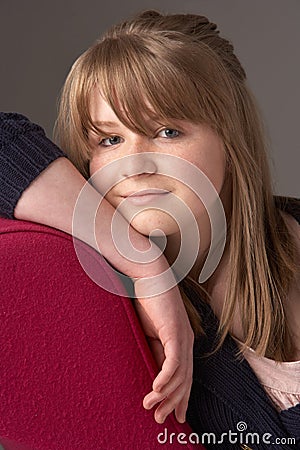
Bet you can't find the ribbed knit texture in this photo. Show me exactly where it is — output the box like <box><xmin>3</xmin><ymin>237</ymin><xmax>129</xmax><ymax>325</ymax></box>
<box><xmin>186</xmin><ymin>198</ymin><xmax>300</xmax><ymax>449</ymax></box>
<box><xmin>0</xmin><ymin>112</ymin><xmax>66</xmax><ymax>218</ymax></box>
<box><xmin>0</xmin><ymin>112</ymin><xmax>299</xmax><ymax>448</ymax></box>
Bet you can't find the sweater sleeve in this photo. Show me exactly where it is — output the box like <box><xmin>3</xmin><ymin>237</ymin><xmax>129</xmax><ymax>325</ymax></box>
<box><xmin>0</xmin><ymin>112</ymin><xmax>66</xmax><ymax>219</ymax></box>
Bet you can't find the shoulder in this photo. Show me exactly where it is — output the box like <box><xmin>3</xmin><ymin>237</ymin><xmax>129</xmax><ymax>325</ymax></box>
<box><xmin>0</xmin><ymin>112</ymin><xmax>44</xmax><ymax>138</ymax></box>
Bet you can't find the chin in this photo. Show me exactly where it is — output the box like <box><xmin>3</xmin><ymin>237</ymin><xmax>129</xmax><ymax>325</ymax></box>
<box><xmin>129</xmin><ymin>211</ymin><xmax>180</xmax><ymax>237</ymax></box>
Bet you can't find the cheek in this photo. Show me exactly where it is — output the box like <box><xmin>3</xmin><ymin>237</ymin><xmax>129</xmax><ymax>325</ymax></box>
<box><xmin>204</xmin><ymin>157</ymin><xmax>226</xmax><ymax>194</ymax></box>
<box><xmin>89</xmin><ymin>157</ymin><xmax>110</xmax><ymax>194</ymax></box>
<box><xmin>89</xmin><ymin>156</ymin><xmax>126</xmax><ymax>203</ymax></box>
<box><xmin>89</xmin><ymin>151</ymin><xmax>115</xmax><ymax>178</ymax></box>
<box><xmin>89</xmin><ymin>156</ymin><xmax>103</xmax><ymax>178</ymax></box>
<box><xmin>190</xmin><ymin>147</ymin><xmax>226</xmax><ymax>195</ymax></box>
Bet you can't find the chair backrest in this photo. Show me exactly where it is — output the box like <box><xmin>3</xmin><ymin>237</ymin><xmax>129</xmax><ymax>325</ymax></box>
<box><xmin>0</xmin><ymin>218</ymin><xmax>204</xmax><ymax>450</ymax></box>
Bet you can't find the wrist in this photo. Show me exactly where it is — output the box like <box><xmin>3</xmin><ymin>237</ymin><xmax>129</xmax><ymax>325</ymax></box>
<box><xmin>133</xmin><ymin>265</ymin><xmax>178</xmax><ymax>299</ymax></box>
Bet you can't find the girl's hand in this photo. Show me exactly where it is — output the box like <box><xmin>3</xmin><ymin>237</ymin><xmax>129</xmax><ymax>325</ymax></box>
<box><xmin>10</xmin><ymin>151</ymin><xmax>194</xmax><ymax>424</ymax></box>
<box><xmin>134</xmin><ymin>280</ymin><xmax>194</xmax><ymax>424</ymax></box>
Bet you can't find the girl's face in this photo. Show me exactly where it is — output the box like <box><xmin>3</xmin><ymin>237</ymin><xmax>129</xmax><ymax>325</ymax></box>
<box><xmin>88</xmin><ymin>87</ymin><xmax>227</xmax><ymax>240</ymax></box>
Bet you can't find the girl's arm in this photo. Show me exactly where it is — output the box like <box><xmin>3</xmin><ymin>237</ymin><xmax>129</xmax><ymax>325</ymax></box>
<box><xmin>0</xmin><ymin>113</ymin><xmax>193</xmax><ymax>424</ymax></box>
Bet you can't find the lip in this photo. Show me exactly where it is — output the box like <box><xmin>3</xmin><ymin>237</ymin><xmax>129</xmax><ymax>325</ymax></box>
<box><xmin>121</xmin><ymin>189</ymin><xmax>171</xmax><ymax>205</ymax></box>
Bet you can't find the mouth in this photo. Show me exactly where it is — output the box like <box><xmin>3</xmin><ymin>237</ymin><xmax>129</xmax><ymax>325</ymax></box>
<box><xmin>121</xmin><ymin>189</ymin><xmax>171</xmax><ymax>205</ymax></box>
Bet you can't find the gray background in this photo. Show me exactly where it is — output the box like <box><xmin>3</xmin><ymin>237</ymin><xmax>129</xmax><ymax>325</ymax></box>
<box><xmin>1</xmin><ymin>0</ymin><xmax>299</xmax><ymax>197</ymax></box>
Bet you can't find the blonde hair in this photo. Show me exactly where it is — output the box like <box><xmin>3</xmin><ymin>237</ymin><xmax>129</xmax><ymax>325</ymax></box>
<box><xmin>55</xmin><ymin>10</ymin><xmax>298</xmax><ymax>360</ymax></box>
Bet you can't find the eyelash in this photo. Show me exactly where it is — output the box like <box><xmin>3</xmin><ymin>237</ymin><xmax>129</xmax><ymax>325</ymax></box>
<box><xmin>157</xmin><ymin>128</ymin><xmax>180</xmax><ymax>139</ymax></box>
<box><xmin>99</xmin><ymin>136</ymin><xmax>123</xmax><ymax>147</ymax></box>
<box><xmin>98</xmin><ymin>128</ymin><xmax>181</xmax><ymax>148</ymax></box>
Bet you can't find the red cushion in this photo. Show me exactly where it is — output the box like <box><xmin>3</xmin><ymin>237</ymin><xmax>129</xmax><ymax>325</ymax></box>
<box><xmin>0</xmin><ymin>218</ymin><xmax>204</xmax><ymax>450</ymax></box>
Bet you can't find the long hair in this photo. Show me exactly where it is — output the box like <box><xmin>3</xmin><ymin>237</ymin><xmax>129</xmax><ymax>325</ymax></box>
<box><xmin>55</xmin><ymin>10</ymin><xmax>298</xmax><ymax>360</ymax></box>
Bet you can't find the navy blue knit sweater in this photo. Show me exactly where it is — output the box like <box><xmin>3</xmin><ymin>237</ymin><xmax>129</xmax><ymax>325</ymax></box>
<box><xmin>185</xmin><ymin>200</ymin><xmax>300</xmax><ymax>449</ymax></box>
<box><xmin>0</xmin><ymin>113</ymin><xmax>299</xmax><ymax>449</ymax></box>
<box><xmin>0</xmin><ymin>112</ymin><xmax>65</xmax><ymax>218</ymax></box>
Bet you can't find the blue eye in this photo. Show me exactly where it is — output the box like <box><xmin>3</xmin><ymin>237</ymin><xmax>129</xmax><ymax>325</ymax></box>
<box><xmin>158</xmin><ymin>128</ymin><xmax>180</xmax><ymax>138</ymax></box>
<box><xmin>99</xmin><ymin>136</ymin><xmax>122</xmax><ymax>147</ymax></box>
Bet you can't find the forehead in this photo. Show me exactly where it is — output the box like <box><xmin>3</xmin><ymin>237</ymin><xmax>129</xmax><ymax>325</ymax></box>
<box><xmin>89</xmin><ymin>86</ymin><xmax>118</xmax><ymax>123</ymax></box>
<box><xmin>82</xmin><ymin>32</ymin><xmax>233</xmax><ymax>137</ymax></box>
<box><xmin>88</xmin><ymin>84</ymin><xmax>167</xmax><ymax>134</ymax></box>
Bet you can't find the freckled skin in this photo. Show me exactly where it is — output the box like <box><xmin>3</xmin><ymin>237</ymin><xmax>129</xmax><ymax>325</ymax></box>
<box><xmin>88</xmin><ymin>88</ymin><xmax>227</xmax><ymax>255</ymax></box>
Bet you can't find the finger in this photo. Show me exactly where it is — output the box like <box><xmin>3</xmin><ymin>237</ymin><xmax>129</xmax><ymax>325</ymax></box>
<box><xmin>152</xmin><ymin>354</ymin><xmax>180</xmax><ymax>392</ymax></box>
<box><xmin>158</xmin><ymin>369</ymin><xmax>192</xmax><ymax>421</ymax></box>
<box><xmin>152</xmin><ymin>335</ymin><xmax>193</xmax><ymax>392</ymax></box>
<box><xmin>143</xmin><ymin>367</ymin><xmax>184</xmax><ymax>410</ymax></box>
<box><xmin>144</xmin><ymin>368</ymin><xmax>192</xmax><ymax>414</ymax></box>
<box><xmin>154</xmin><ymin>368</ymin><xmax>187</xmax><ymax>400</ymax></box>
<box><xmin>153</xmin><ymin>383</ymin><xmax>188</xmax><ymax>424</ymax></box>
<box><xmin>174</xmin><ymin>386</ymin><xmax>192</xmax><ymax>423</ymax></box>
<box><xmin>143</xmin><ymin>390</ymin><xmax>167</xmax><ymax>410</ymax></box>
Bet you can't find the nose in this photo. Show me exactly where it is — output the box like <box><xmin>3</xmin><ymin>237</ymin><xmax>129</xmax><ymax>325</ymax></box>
<box><xmin>121</xmin><ymin>137</ymin><xmax>158</xmax><ymax>178</ymax></box>
<box><xmin>121</xmin><ymin>154</ymin><xmax>157</xmax><ymax>178</ymax></box>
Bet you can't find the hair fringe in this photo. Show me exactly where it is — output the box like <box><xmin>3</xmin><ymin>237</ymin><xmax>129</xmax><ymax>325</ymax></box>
<box><xmin>54</xmin><ymin>10</ymin><xmax>299</xmax><ymax>361</ymax></box>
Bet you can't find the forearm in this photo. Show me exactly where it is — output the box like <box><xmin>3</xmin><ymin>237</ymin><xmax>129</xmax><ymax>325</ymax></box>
<box><xmin>15</xmin><ymin>157</ymin><xmax>167</xmax><ymax>279</ymax></box>
<box><xmin>0</xmin><ymin>112</ymin><xmax>166</xmax><ymax>279</ymax></box>
<box><xmin>1</xmin><ymin>113</ymin><xmax>193</xmax><ymax>424</ymax></box>
<box><xmin>15</xmin><ymin>161</ymin><xmax>193</xmax><ymax>424</ymax></box>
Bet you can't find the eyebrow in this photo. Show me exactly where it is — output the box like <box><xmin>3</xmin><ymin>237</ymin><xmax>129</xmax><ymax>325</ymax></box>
<box><xmin>93</xmin><ymin>120</ymin><xmax>120</xmax><ymax>127</ymax></box>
